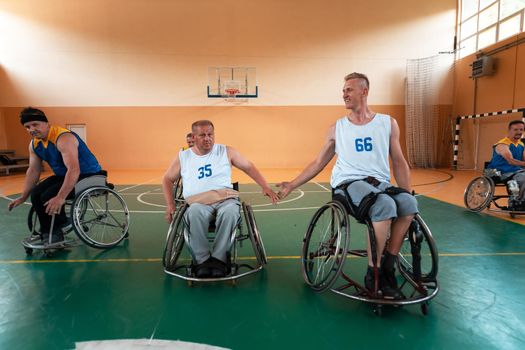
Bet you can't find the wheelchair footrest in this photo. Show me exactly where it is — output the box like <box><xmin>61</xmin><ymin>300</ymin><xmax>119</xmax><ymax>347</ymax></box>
<box><xmin>22</xmin><ymin>237</ymin><xmax>76</xmax><ymax>249</ymax></box>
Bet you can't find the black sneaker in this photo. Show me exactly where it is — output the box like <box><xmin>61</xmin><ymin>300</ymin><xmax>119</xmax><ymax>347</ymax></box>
<box><xmin>364</xmin><ymin>266</ymin><xmax>375</xmax><ymax>291</ymax></box>
<box><xmin>225</xmin><ymin>252</ymin><xmax>232</xmax><ymax>275</ymax></box>
<box><xmin>209</xmin><ymin>257</ymin><xmax>227</xmax><ymax>278</ymax></box>
<box><xmin>380</xmin><ymin>268</ymin><xmax>405</xmax><ymax>300</ymax></box>
<box><xmin>194</xmin><ymin>262</ymin><xmax>212</xmax><ymax>278</ymax></box>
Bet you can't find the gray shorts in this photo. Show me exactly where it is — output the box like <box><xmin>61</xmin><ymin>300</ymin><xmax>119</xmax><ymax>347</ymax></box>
<box><xmin>335</xmin><ymin>180</ymin><xmax>418</xmax><ymax>222</ymax></box>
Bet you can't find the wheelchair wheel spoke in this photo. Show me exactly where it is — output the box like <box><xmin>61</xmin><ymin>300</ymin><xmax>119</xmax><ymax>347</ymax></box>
<box><xmin>302</xmin><ymin>201</ymin><xmax>349</xmax><ymax>292</ymax></box>
<box><xmin>72</xmin><ymin>187</ymin><xmax>129</xmax><ymax>248</ymax></box>
<box><xmin>464</xmin><ymin>176</ymin><xmax>494</xmax><ymax>212</ymax></box>
<box><xmin>398</xmin><ymin>214</ymin><xmax>438</xmax><ymax>284</ymax></box>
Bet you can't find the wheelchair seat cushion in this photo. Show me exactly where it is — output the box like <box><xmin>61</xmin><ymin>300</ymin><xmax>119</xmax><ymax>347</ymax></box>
<box><xmin>333</xmin><ymin>178</ymin><xmax>416</xmax><ymax>223</ymax></box>
<box><xmin>74</xmin><ymin>175</ymin><xmax>107</xmax><ymax>195</ymax></box>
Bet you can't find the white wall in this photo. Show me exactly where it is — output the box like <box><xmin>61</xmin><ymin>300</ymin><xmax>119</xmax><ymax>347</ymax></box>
<box><xmin>0</xmin><ymin>0</ymin><xmax>456</xmax><ymax>107</ymax></box>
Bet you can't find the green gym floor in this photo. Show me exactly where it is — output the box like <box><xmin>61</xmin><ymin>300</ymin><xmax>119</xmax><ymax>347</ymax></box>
<box><xmin>1</xmin><ymin>181</ymin><xmax>525</xmax><ymax>350</ymax></box>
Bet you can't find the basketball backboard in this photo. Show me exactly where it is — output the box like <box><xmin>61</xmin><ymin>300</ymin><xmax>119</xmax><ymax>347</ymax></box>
<box><xmin>207</xmin><ymin>66</ymin><xmax>258</xmax><ymax>99</ymax></box>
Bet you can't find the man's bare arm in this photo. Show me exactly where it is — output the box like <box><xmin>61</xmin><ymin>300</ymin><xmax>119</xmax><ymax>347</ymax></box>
<box><xmin>277</xmin><ymin>124</ymin><xmax>336</xmax><ymax>198</ymax></box>
<box><xmin>7</xmin><ymin>143</ymin><xmax>42</xmax><ymax>211</ymax></box>
<box><xmin>162</xmin><ymin>156</ymin><xmax>182</xmax><ymax>222</ymax></box>
<box><xmin>389</xmin><ymin>118</ymin><xmax>411</xmax><ymax>192</ymax></box>
<box><xmin>229</xmin><ymin>147</ymin><xmax>279</xmax><ymax>203</ymax></box>
<box><xmin>496</xmin><ymin>144</ymin><xmax>525</xmax><ymax>167</ymax></box>
<box><xmin>45</xmin><ymin>133</ymin><xmax>80</xmax><ymax>214</ymax></box>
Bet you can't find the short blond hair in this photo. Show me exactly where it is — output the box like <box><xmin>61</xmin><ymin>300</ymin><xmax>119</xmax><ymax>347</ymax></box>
<box><xmin>344</xmin><ymin>72</ymin><xmax>369</xmax><ymax>90</ymax></box>
<box><xmin>191</xmin><ymin>120</ymin><xmax>214</xmax><ymax>132</ymax></box>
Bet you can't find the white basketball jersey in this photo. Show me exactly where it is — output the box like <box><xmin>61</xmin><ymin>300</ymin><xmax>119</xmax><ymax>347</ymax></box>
<box><xmin>330</xmin><ymin>114</ymin><xmax>391</xmax><ymax>188</ymax></box>
<box><xmin>179</xmin><ymin>144</ymin><xmax>232</xmax><ymax>198</ymax></box>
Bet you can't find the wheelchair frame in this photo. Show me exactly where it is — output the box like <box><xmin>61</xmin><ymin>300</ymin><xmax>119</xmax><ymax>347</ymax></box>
<box><xmin>464</xmin><ymin>172</ymin><xmax>525</xmax><ymax>218</ymax></box>
<box><xmin>23</xmin><ymin>173</ymin><xmax>130</xmax><ymax>256</ymax></box>
<box><xmin>163</xmin><ymin>200</ymin><xmax>267</xmax><ymax>284</ymax></box>
<box><xmin>301</xmin><ymin>192</ymin><xmax>439</xmax><ymax>316</ymax></box>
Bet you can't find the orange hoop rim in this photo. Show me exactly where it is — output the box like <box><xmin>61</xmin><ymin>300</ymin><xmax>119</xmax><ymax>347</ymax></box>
<box><xmin>225</xmin><ymin>88</ymin><xmax>240</xmax><ymax>96</ymax></box>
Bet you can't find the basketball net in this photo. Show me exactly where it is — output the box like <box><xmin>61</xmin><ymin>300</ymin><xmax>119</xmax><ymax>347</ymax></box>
<box><xmin>225</xmin><ymin>88</ymin><xmax>240</xmax><ymax>102</ymax></box>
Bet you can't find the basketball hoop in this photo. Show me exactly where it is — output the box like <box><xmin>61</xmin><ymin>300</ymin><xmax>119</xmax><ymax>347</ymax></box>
<box><xmin>221</xmin><ymin>79</ymin><xmax>247</xmax><ymax>102</ymax></box>
<box><xmin>225</xmin><ymin>88</ymin><xmax>240</xmax><ymax>98</ymax></box>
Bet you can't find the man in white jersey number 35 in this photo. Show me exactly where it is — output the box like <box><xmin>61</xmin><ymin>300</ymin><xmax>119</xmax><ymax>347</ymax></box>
<box><xmin>163</xmin><ymin>120</ymin><xmax>279</xmax><ymax>278</ymax></box>
<box><xmin>278</xmin><ymin>72</ymin><xmax>417</xmax><ymax>299</ymax></box>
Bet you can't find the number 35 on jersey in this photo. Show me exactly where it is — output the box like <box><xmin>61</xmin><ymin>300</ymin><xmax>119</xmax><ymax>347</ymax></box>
<box><xmin>198</xmin><ymin>164</ymin><xmax>212</xmax><ymax>179</ymax></box>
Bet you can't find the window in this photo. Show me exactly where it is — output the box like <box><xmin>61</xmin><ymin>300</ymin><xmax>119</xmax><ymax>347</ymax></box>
<box><xmin>458</xmin><ymin>0</ymin><xmax>525</xmax><ymax>59</ymax></box>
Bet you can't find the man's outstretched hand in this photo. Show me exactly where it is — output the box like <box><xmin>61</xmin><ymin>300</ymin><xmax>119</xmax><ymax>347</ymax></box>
<box><xmin>276</xmin><ymin>182</ymin><xmax>294</xmax><ymax>200</ymax></box>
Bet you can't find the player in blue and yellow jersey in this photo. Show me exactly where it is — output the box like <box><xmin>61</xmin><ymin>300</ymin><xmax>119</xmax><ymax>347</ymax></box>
<box><xmin>487</xmin><ymin>120</ymin><xmax>525</xmax><ymax>208</ymax></box>
<box><xmin>8</xmin><ymin>107</ymin><xmax>103</xmax><ymax>243</ymax></box>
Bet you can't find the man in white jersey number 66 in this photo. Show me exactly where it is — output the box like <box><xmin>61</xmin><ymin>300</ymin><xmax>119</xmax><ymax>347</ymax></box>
<box><xmin>162</xmin><ymin>120</ymin><xmax>279</xmax><ymax>278</ymax></box>
<box><xmin>277</xmin><ymin>73</ymin><xmax>418</xmax><ymax>299</ymax></box>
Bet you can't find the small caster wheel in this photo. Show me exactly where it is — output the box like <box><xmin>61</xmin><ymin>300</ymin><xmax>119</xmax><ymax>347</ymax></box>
<box><xmin>373</xmin><ymin>305</ymin><xmax>383</xmax><ymax>316</ymax></box>
<box><xmin>25</xmin><ymin>247</ymin><xmax>33</xmax><ymax>255</ymax></box>
<box><xmin>231</xmin><ymin>279</ymin><xmax>237</xmax><ymax>286</ymax></box>
<box><xmin>124</xmin><ymin>231</ymin><xmax>130</xmax><ymax>239</ymax></box>
<box><xmin>510</xmin><ymin>213</ymin><xmax>516</xmax><ymax>219</ymax></box>
<box><xmin>187</xmin><ymin>280</ymin><xmax>193</xmax><ymax>287</ymax></box>
<box><xmin>421</xmin><ymin>303</ymin><xmax>429</xmax><ymax>315</ymax></box>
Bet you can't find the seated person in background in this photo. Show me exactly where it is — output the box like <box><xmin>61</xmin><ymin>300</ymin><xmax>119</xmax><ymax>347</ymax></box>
<box><xmin>162</xmin><ymin>120</ymin><xmax>279</xmax><ymax>278</ymax></box>
<box><xmin>7</xmin><ymin>107</ymin><xmax>103</xmax><ymax>243</ymax></box>
<box><xmin>486</xmin><ymin>120</ymin><xmax>525</xmax><ymax>209</ymax></box>
<box><xmin>277</xmin><ymin>72</ymin><xmax>417</xmax><ymax>299</ymax></box>
<box><xmin>183</xmin><ymin>132</ymin><xmax>194</xmax><ymax>150</ymax></box>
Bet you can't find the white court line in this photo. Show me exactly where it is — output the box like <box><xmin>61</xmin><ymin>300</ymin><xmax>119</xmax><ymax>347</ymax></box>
<box><xmin>252</xmin><ymin>189</ymin><xmax>304</xmax><ymax>207</ymax></box>
<box><xmin>137</xmin><ymin>191</ymin><xmax>167</xmax><ymax>208</ymax></box>
<box><xmin>113</xmin><ymin>206</ymin><xmax>320</xmax><ymax>214</ymax></box>
<box><xmin>253</xmin><ymin>206</ymin><xmax>319</xmax><ymax>212</ymax></box>
<box><xmin>0</xmin><ymin>194</ymin><xmax>31</xmax><ymax>206</ymax></box>
<box><xmin>117</xmin><ymin>178</ymin><xmax>159</xmax><ymax>193</ymax></box>
<box><xmin>312</xmin><ymin>181</ymin><xmax>331</xmax><ymax>192</ymax></box>
<box><xmin>133</xmin><ymin>189</ymin><xmax>306</xmax><ymax>209</ymax></box>
<box><xmin>119</xmin><ymin>190</ymin><xmax>329</xmax><ymax>195</ymax></box>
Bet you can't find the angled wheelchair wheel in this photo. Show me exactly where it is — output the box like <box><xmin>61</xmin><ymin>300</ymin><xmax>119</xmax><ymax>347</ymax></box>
<box><xmin>398</xmin><ymin>214</ymin><xmax>438</xmax><ymax>284</ymax></box>
<box><xmin>163</xmin><ymin>204</ymin><xmax>187</xmax><ymax>271</ymax></box>
<box><xmin>464</xmin><ymin>176</ymin><xmax>494</xmax><ymax>212</ymax></box>
<box><xmin>243</xmin><ymin>203</ymin><xmax>267</xmax><ymax>265</ymax></box>
<box><xmin>71</xmin><ymin>186</ymin><xmax>130</xmax><ymax>249</ymax></box>
<box><xmin>302</xmin><ymin>201</ymin><xmax>350</xmax><ymax>292</ymax></box>
<box><xmin>27</xmin><ymin>206</ymin><xmax>41</xmax><ymax>235</ymax></box>
<box><xmin>173</xmin><ymin>178</ymin><xmax>184</xmax><ymax>205</ymax></box>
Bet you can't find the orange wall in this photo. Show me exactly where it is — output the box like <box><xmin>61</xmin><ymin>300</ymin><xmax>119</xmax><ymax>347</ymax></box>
<box><xmin>2</xmin><ymin>105</ymin><xmax>409</xmax><ymax>169</ymax></box>
<box><xmin>453</xmin><ymin>32</ymin><xmax>525</xmax><ymax>169</ymax></box>
<box><xmin>0</xmin><ymin>0</ymin><xmax>456</xmax><ymax>169</ymax></box>
<box><xmin>0</xmin><ymin>109</ymin><xmax>7</xmax><ymax>149</ymax></box>
<box><xmin>0</xmin><ymin>0</ymin><xmax>456</xmax><ymax>107</ymax></box>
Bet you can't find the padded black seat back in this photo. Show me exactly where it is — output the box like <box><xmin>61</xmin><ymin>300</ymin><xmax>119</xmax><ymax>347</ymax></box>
<box><xmin>74</xmin><ymin>174</ymin><xmax>107</xmax><ymax>195</ymax></box>
<box><xmin>331</xmin><ymin>188</ymin><xmax>357</xmax><ymax>217</ymax></box>
<box><xmin>483</xmin><ymin>161</ymin><xmax>506</xmax><ymax>184</ymax></box>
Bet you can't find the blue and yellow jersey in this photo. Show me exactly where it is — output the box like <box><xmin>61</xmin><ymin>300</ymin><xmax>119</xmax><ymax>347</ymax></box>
<box><xmin>487</xmin><ymin>137</ymin><xmax>524</xmax><ymax>174</ymax></box>
<box><xmin>32</xmin><ymin>125</ymin><xmax>102</xmax><ymax>176</ymax></box>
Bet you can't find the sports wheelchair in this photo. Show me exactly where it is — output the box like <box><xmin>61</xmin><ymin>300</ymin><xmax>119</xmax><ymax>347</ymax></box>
<box><xmin>173</xmin><ymin>177</ymin><xmax>184</xmax><ymax>206</ymax></box>
<box><xmin>464</xmin><ymin>164</ymin><xmax>525</xmax><ymax>218</ymax></box>
<box><xmin>23</xmin><ymin>171</ymin><xmax>130</xmax><ymax>256</ymax></box>
<box><xmin>301</xmin><ymin>185</ymin><xmax>439</xmax><ymax>316</ymax></box>
<box><xmin>162</xmin><ymin>184</ymin><xmax>267</xmax><ymax>285</ymax></box>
